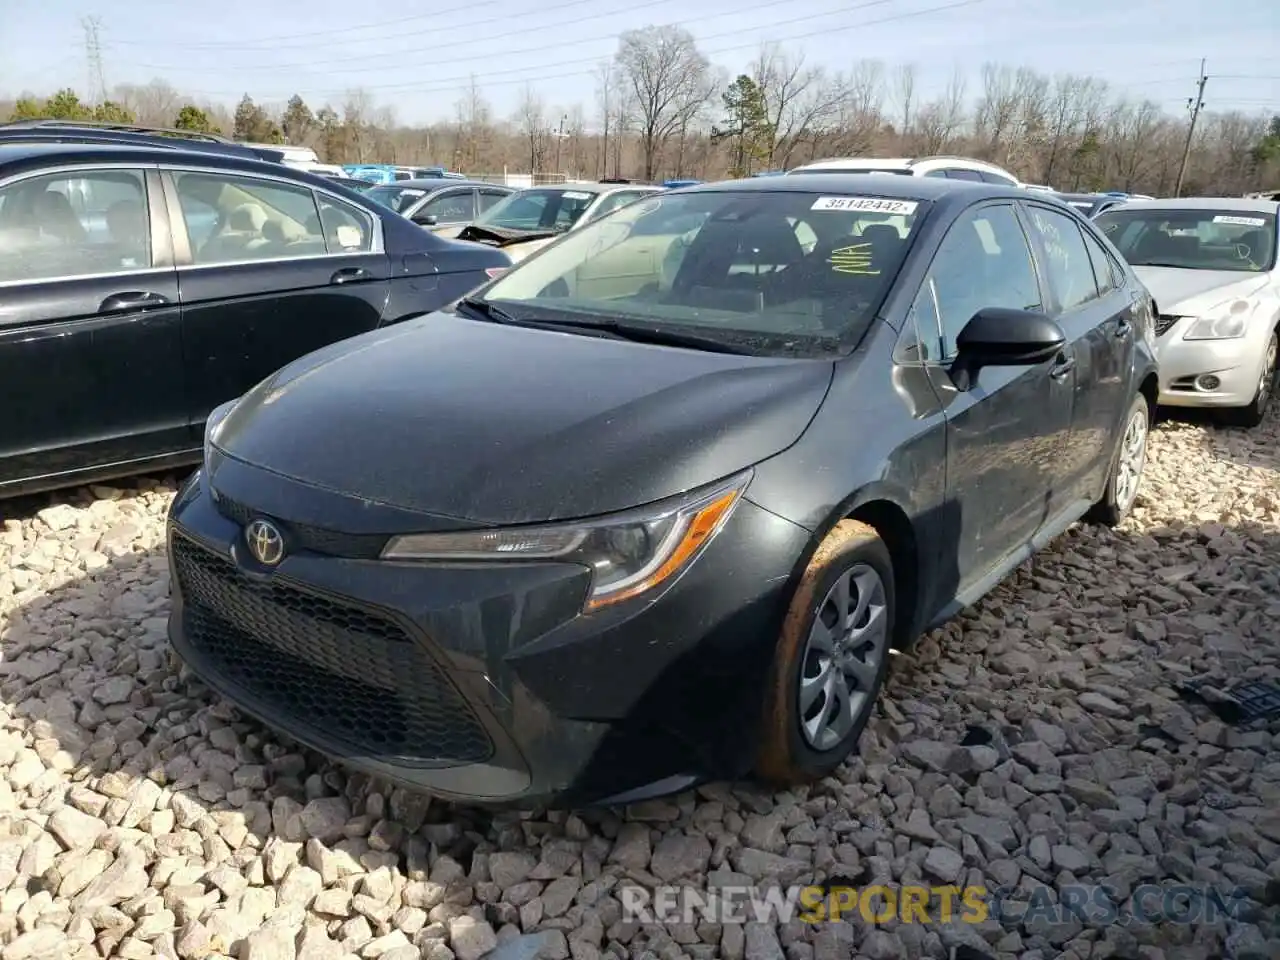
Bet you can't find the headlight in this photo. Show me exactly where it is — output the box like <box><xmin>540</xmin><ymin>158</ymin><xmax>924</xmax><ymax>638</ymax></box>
<box><xmin>381</xmin><ymin>471</ymin><xmax>751</xmax><ymax>612</ymax></box>
<box><xmin>1183</xmin><ymin>301</ymin><xmax>1254</xmax><ymax>340</ymax></box>
<box><xmin>204</xmin><ymin>398</ymin><xmax>239</xmax><ymax>464</ymax></box>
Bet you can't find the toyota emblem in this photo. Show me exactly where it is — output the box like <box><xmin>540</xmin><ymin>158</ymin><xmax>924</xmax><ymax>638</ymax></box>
<box><xmin>245</xmin><ymin>519</ymin><xmax>286</xmax><ymax>566</ymax></box>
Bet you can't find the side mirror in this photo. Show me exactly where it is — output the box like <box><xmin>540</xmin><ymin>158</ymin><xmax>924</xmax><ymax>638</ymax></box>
<box><xmin>953</xmin><ymin>307</ymin><xmax>1065</xmax><ymax>386</ymax></box>
<box><xmin>416</xmin><ymin>214</ymin><xmax>439</xmax><ymax>227</ymax></box>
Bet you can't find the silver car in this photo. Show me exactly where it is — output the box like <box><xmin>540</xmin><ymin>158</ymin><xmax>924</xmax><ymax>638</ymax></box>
<box><xmin>1095</xmin><ymin>198</ymin><xmax>1279</xmax><ymax>427</ymax></box>
<box><xmin>363</xmin><ymin>179</ymin><xmax>516</xmax><ymax>238</ymax></box>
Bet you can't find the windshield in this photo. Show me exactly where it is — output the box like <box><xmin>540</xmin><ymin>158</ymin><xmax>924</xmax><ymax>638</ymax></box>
<box><xmin>364</xmin><ymin>184</ymin><xmax>429</xmax><ymax>213</ymax></box>
<box><xmin>476</xmin><ymin>189</ymin><xmax>926</xmax><ymax>357</ymax></box>
<box><xmin>475</xmin><ymin>188</ymin><xmax>602</xmax><ymax>231</ymax></box>
<box><xmin>1095</xmin><ymin>208</ymin><xmax>1277</xmax><ymax>272</ymax></box>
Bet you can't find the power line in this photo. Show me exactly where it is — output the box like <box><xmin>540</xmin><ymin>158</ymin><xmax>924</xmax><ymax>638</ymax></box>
<box><xmin>111</xmin><ymin>0</ymin><xmax>719</xmax><ymax>74</ymax></box>
<box><xmin>157</xmin><ymin>0</ymin><xmax>984</xmax><ymax>100</ymax></box>
<box><xmin>1174</xmin><ymin>58</ymin><xmax>1208</xmax><ymax>198</ymax></box>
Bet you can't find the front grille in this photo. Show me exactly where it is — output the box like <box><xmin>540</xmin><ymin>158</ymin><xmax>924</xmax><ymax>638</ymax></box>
<box><xmin>213</xmin><ymin>493</ymin><xmax>389</xmax><ymax>559</ymax></box>
<box><xmin>1154</xmin><ymin>314</ymin><xmax>1180</xmax><ymax>337</ymax></box>
<box><xmin>171</xmin><ymin>533</ymin><xmax>493</xmax><ymax>765</ymax></box>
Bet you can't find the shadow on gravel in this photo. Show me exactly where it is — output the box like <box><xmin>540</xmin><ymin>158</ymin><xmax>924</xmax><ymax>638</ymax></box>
<box><xmin>2</xmin><ymin>500</ymin><xmax>1278</xmax><ymax>957</ymax></box>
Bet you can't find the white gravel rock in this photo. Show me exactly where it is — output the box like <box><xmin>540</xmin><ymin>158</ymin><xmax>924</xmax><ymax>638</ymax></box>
<box><xmin>1</xmin><ymin>409</ymin><xmax>1279</xmax><ymax>959</ymax></box>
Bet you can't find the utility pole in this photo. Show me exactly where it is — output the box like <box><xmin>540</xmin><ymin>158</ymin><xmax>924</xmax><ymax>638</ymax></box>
<box><xmin>1173</xmin><ymin>59</ymin><xmax>1208</xmax><ymax>198</ymax></box>
<box><xmin>553</xmin><ymin>114</ymin><xmax>567</xmax><ymax>172</ymax></box>
<box><xmin>82</xmin><ymin>16</ymin><xmax>107</xmax><ymax>107</ymax></box>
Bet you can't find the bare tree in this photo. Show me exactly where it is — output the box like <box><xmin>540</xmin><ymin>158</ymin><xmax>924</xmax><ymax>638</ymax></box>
<box><xmin>893</xmin><ymin>63</ymin><xmax>917</xmax><ymax>142</ymax></box>
<box><xmin>914</xmin><ymin>68</ymin><xmax>968</xmax><ymax>154</ymax></box>
<box><xmin>112</xmin><ymin>79</ymin><xmax>180</xmax><ymax>126</ymax></box>
<box><xmin>615</xmin><ymin>25</ymin><xmax>711</xmax><ymax>179</ymax></box>
<box><xmin>974</xmin><ymin>63</ymin><xmax>1023</xmax><ymax>161</ymax></box>
<box><xmin>453</xmin><ymin>75</ymin><xmax>492</xmax><ymax>171</ymax></box>
<box><xmin>342</xmin><ymin>88</ymin><xmax>374</xmax><ymax>162</ymax></box>
<box><xmin>514</xmin><ymin>84</ymin><xmax>549</xmax><ymax>172</ymax></box>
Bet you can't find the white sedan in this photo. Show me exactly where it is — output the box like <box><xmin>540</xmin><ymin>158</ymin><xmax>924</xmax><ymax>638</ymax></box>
<box><xmin>1095</xmin><ymin>198</ymin><xmax>1279</xmax><ymax>428</ymax></box>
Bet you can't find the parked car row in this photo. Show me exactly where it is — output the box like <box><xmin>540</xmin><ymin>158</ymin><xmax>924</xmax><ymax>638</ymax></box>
<box><xmin>2</xmin><ymin>121</ymin><xmax>1275</xmax><ymax>811</ymax></box>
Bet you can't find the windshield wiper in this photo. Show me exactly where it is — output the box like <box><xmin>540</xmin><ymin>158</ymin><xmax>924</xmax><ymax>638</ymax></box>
<box><xmin>457</xmin><ymin>299</ymin><xmax>759</xmax><ymax>354</ymax></box>
<box><xmin>1133</xmin><ymin>261</ymin><xmax>1190</xmax><ymax>269</ymax></box>
<box><xmin>456</xmin><ymin>297</ymin><xmax>517</xmax><ymax>324</ymax></box>
<box><xmin>508</xmin><ymin>316</ymin><xmax>757</xmax><ymax>354</ymax></box>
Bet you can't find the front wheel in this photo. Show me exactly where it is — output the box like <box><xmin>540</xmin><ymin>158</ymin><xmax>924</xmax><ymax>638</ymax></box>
<box><xmin>1218</xmin><ymin>329</ymin><xmax>1278</xmax><ymax>429</ymax></box>
<box><xmin>756</xmin><ymin>520</ymin><xmax>895</xmax><ymax>785</ymax></box>
<box><xmin>1086</xmin><ymin>392</ymin><xmax>1150</xmax><ymax>527</ymax></box>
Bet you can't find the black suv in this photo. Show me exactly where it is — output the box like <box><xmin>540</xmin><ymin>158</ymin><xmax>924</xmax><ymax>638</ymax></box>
<box><xmin>0</xmin><ymin>126</ymin><xmax>511</xmax><ymax>497</ymax></box>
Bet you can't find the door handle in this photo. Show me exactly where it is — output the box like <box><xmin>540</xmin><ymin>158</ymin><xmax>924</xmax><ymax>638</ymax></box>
<box><xmin>1050</xmin><ymin>354</ymin><xmax>1076</xmax><ymax>381</ymax></box>
<box><xmin>330</xmin><ymin>267</ymin><xmax>370</xmax><ymax>284</ymax></box>
<box><xmin>99</xmin><ymin>291</ymin><xmax>171</xmax><ymax>313</ymax></box>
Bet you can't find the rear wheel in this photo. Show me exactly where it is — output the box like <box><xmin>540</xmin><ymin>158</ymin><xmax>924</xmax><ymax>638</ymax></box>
<box><xmin>756</xmin><ymin>521</ymin><xmax>894</xmax><ymax>785</ymax></box>
<box><xmin>1218</xmin><ymin>329</ymin><xmax>1277</xmax><ymax>429</ymax></box>
<box><xmin>1086</xmin><ymin>392</ymin><xmax>1149</xmax><ymax>527</ymax></box>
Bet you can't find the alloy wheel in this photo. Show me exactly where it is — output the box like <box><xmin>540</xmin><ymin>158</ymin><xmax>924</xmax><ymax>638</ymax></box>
<box><xmin>798</xmin><ymin>563</ymin><xmax>888</xmax><ymax>752</ymax></box>
<box><xmin>1114</xmin><ymin>407</ymin><xmax>1148</xmax><ymax>514</ymax></box>
<box><xmin>1258</xmin><ymin>332</ymin><xmax>1278</xmax><ymax>415</ymax></box>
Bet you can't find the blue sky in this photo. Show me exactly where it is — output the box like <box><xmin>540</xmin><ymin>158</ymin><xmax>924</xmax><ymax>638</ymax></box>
<box><xmin>2</xmin><ymin>0</ymin><xmax>1277</xmax><ymax>126</ymax></box>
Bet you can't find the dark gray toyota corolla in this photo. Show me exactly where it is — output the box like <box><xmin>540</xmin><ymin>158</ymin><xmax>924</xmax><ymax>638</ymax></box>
<box><xmin>167</xmin><ymin>175</ymin><xmax>1160</xmax><ymax>808</ymax></box>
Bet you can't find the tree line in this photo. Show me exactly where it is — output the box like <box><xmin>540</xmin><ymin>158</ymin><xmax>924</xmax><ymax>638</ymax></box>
<box><xmin>4</xmin><ymin>26</ymin><xmax>1279</xmax><ymax>196</ymax></box>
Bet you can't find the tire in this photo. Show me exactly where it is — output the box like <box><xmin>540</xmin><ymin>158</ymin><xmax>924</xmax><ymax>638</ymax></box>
<box><xmin>1086</xmin><ymin>392</ymin><xmax>1150</xmax><ymax>527</ymax></box>
<box><xmin>756</xmin><ymin>520</ymin><xmax>895</xmax><ymax>785</ymax></box>
<box><xmin>1218</xmin><ymin>329</ymin><xmax>1278</xmax><ymax>429</ymax></box>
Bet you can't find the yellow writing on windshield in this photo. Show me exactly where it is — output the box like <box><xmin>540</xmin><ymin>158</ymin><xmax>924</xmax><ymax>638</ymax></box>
<box><xmin>828</xmin><ymin>243</ymin><xmax>880</xmax><ymax>275</ymax></box>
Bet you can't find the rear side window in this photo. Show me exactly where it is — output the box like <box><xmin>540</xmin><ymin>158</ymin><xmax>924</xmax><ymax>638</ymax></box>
<box><xmin>173</xmin><ymin>171</ymin><xmax>328</xmax><ymax>265</ymax></box>
<box><xmin>1079</xmin><ymin>226</ymin><xmax>1123</xmax><ymax>295</ymax></box>
<box><xmin>0</xmin><ymin>168</ymin><xmax>152</xmax><ymax>283</ymax></box>
<box><xmin>979</xmin><ymin>171</ymin><xmax>1017</xmax><ymax>186</ymax></box>
<box><xmin>945</xmin><ymin>169</ymin><xmax>984</xmax><ymax>182</ymax></box>
<box><xmin>317</xmin><ymin>195</ymin><xmax>375</xmax><ymax>253</ymax></box>
<box><xmin>1024</xmin><ymin>204</ymin><xmax>1101</xmax><ymax>311</ymax></box>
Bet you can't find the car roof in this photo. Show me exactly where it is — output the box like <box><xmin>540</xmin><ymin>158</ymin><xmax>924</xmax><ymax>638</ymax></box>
<box><xmin>1111</xmin><ymin>197</ymin><xmax>1279</xmax><ymax>214</ymax></box>
<box><xmin>382</xmin><ymin>178</ymin><xmax>499</xmax><ymax>190</ymax></box>
<box><xmin>684</xmin><ymin>173</ymin><xmax>1016</xmax><ymax>203</ymax></box>
<box><xmin>0</xmin><ymin>140</ymin><xmax>290</xmax><ymax>176</ymax></box>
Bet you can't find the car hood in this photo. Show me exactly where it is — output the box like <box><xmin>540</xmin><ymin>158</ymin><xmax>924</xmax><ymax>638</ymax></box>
<box><xmin>213</xmin><ymin>313</ymin><xmax>834</xmax><ymax>525</ymax></box>
<box><xmin>1131</xmin><ymin>266</ymin><xmax>1269</xmax><ymax>315</ymax></box>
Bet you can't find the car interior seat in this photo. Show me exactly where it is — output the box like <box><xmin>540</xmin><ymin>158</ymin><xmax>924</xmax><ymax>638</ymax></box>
<box><xmin>200</xmin><ymin>203</ymin><xmax>269</xmax><ymax>261</ymax></box>
<box><xmin>1133</xmin><ymin>230</ymin><xmax>1199</xmax><ymax>262</ymax></box>
<box><xmin>34</xmin><ymin>190</ymin><xmax>87</xmax><ymax>244</ymax></box>
<box><xmin>670</xmin><ymin>215</ymin><xmax>806</xmax><ymax>310</ymax></box>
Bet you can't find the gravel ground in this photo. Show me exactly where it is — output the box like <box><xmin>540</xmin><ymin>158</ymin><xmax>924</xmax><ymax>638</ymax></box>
<box><xmin>1</xmin><ymin>408</ymin><xmax>1278</xmax><ymax>960</ymax></box>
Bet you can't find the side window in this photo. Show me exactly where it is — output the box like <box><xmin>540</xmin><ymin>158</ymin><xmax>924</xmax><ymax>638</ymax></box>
<box><xmin>0</xmin><ymin>169</ymin><xmax>151</xmax><ymax>283</ymax></box>
<box><xmin>495</xmin><ymin>193</ymin><xmax>549</xmax><ymax>228</ymax></box>
<box><xmin>978</xmin><ymin>171</ymin><xmax>1017</xmax><ymax>186</ymax></box>
<box><xmin>922</xmin><ymin>169</ymin><xmax>950</xmax><ymax>179</ymax></box>
<box><xmin>1079</xmin><ymin>227</ymin><xmax>1120</xmax><ymax>295</ymax></box>
<box><xmin>946</xmin><ymin>169</ymin><xmax>984</xmax><ymax>182</ymax></box>
<box><xmin>477</xmin><ymin>189</ymin><xmax>509</xmax><ymax>213</ymax></box>
<box><xmin>173</xmin><ymin>171</ymin><xmax>328</xmax><ymax>265</ymax></box>
<box><xmin>421</xmin><ymin>190</ymin><xmax>475</xmax><ymax>223</ymax></box>
<box><xmin>317</xmin><ymin>195</ymin><xmax>375</xmax><ymax>253</ymax></box>
<box><xmin>923</xmin><ymin>204</ymin><xmax>1042</xmax><ymax>360</ymax></box>
<box><xmin>1024</xmin><ymin>205</ymin><xmax>1101</xmax><ymax>311</ymax></box>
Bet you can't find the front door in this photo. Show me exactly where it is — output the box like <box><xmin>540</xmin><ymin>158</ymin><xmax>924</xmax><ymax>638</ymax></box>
<box><xmin>164</xmin><ymin>168</ymin><xmax>391</xmax><ymax>436</ymax></box>
<box><xmin>1020</xmin><ymin>202</ymin><xmax>1136</xmax><ymax>508</ymax></box>
<box><xmin>915</xmin><ymin>202</ymin><xmax>1073</xmax><ymax>587</ymax></box>
<box><xmin>0</xmin><ymin>166</ymin><xmax>187</xmax><ymax>488</ymax></box>
<box><xmin>411</xmin><ymin>188</ymin><xmax>477</xmax><ymax>238</ymax></box>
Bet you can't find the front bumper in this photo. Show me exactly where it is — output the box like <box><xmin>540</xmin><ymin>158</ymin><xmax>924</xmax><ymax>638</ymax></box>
<box><xmin>165</xmin><ymin>459</ymin><xmax>808</xmax><ymax>808</ymax></box>
<box><xmin>1153</xmin><ymin>321</ymin><xmax>1261</xmax><ymax>407</ymax></box>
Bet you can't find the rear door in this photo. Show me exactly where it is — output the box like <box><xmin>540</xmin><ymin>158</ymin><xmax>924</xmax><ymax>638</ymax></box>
<box><xmin>1020</xmin><ymin>201</ymin><xmax>1135</xmax><ymax>509</ymax></box>
<box><xmin>163</xmin><ymin>166</ymin><xmax>392</xmax><ymax>436</ymax></box>
<box><xmin>0</xmin><ymin>165</ymin><xmax>187</xmax><ymax>488</ymax></box>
